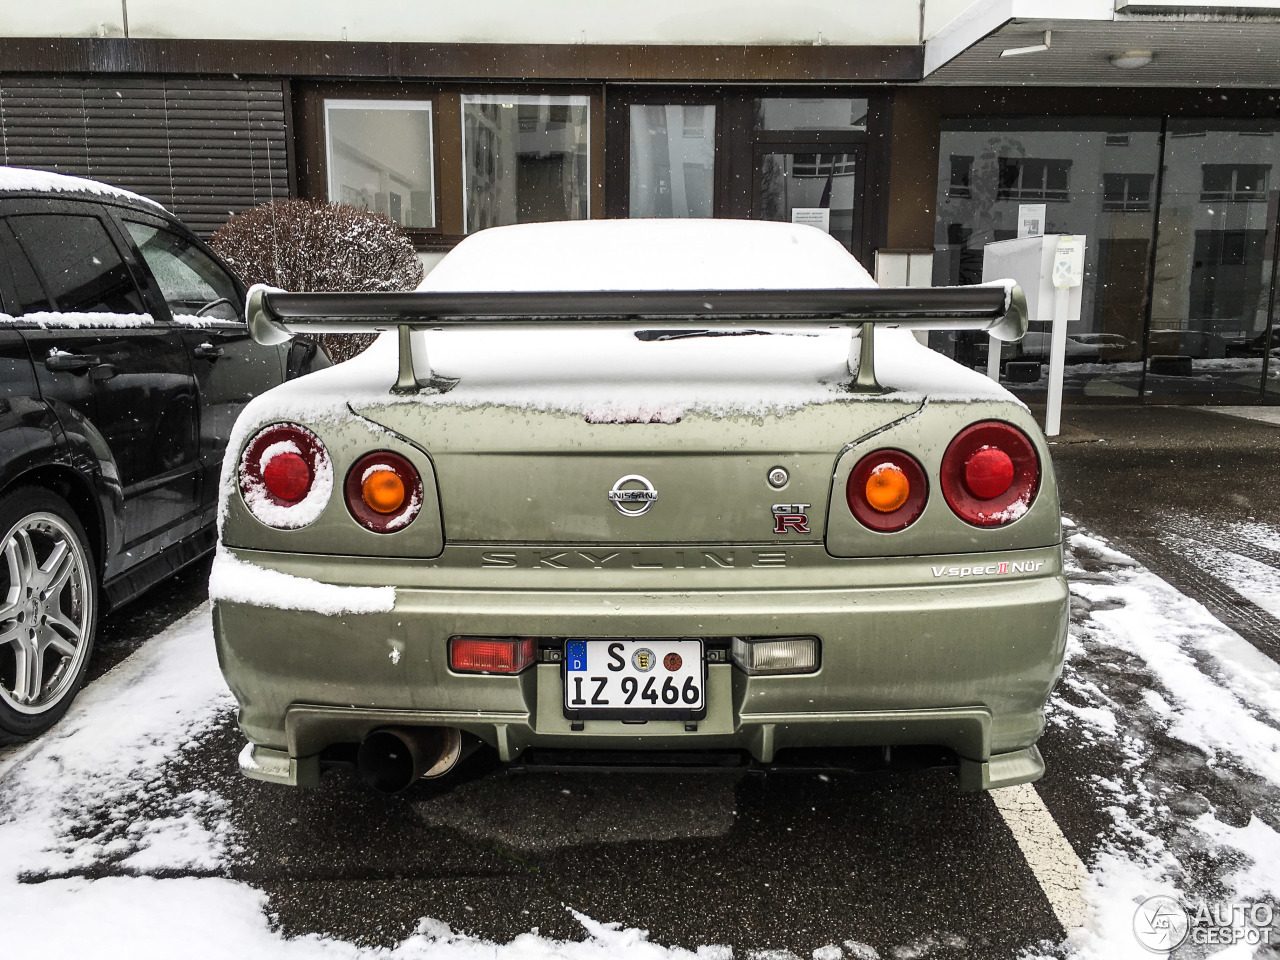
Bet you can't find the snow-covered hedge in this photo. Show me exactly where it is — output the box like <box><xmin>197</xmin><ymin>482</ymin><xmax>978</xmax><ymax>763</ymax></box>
<box><xmin>209</xmin><ymin>200</ymin><xmax>424</xmax><ymax>362</ymax></box>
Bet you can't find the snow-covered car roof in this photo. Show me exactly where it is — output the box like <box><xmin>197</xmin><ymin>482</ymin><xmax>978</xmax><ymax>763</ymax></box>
<box><xmin>420</xmin><ymin>219</ymin><xmax>877</xmax><ymax>293</ymax></box>
<box><xmin>233</xmin><ymin>219</ymin><xmax>1017</xmax><ymax>436</ymax></box>
<box><xmin>0</xmin><ymin>165</ymin><xmax>165</xmax><ymax>211</ymax></box>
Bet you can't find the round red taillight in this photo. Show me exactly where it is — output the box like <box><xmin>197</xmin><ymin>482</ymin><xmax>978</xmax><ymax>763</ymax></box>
<box><xmin>846</xmin><ymin>449</ymin><xmax>928</xmax><ymax>532</ymax></box>
<box><xmin>964</xmin><ymin>447</ymin><xmax>1014</xmax><ymax>500</ymax></box>
<box><xmin>345</xmin><ymin>452</ymin><xmax>423</xmax><ymax>533</ymax></box>
<box><xmin>940</xmin><ymin>421</ymin><xmax>1040</xmax><ymax>527</ymax></box>
<box><xmin>239</xmin><ymin>423</ymin><xmax>333</xmax><ymax>528</ymax></box>
<box><xmin>262</xmin><ymin>452</ymin><xmax>311</xmax><ymax>503</ymax></box>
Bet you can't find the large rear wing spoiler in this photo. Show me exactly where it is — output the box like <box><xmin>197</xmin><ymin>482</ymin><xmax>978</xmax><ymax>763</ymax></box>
<box><xmin>246</xmin><ymin>283</ymin><xmax>1027</xmax><ymax>395</ymax></box>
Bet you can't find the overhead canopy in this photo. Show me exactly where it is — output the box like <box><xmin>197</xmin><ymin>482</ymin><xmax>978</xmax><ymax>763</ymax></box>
<box><xmin>925</xmin><ymin>0</ymin><xmax>1280</xmax><ymax>86</ymax></box>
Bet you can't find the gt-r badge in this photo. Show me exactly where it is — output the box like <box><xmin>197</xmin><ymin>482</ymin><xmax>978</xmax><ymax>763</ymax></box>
<box><xmin>772</xmin><ymin>503</ymin><xmax>811</xmax><ymax>534</ymax></box>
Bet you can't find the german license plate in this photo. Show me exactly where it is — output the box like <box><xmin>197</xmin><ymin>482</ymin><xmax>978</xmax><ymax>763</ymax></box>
<box><xmin>563</xmin><ymin>639</ymin><xmax>705</xmax><ymax>720</ymax></box>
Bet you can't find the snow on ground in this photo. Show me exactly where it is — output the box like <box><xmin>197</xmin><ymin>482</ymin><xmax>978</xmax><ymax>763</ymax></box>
<box><xmin>1159</xmin><ymin>518</ymin><xmax>1280</xmax><ymax>623</ymax></box>
<box><xmin>1049</xmin><ymin>523</ymin><xmax>1280</xmax><ymax>959</ymax></box>
<box><xmin>4</xmin><ymin>523</ymin><xmax>1280</xmax><ymax>957</ymax></box>
<box><xmin>0</xmin><ymin>604</ymin><xmax>727</xmax><ymax>959</ymax></box>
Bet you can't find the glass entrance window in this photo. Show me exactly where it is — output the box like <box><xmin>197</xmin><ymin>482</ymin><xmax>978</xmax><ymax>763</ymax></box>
<box><xmin>759</xmin><ymin>151</ymin><xmax>861</xmax><ymax>253</ymax></box>
<box><xmin>324</xmin><ymin>100</ymin><xmax>435</xmax><ymax>228</ymax></box>
<box><xmin>1146</xmin><ymin>121</ymin><xmax>1280</xmax><ymax>401</ymax></box>
<box><xmin>932</xmin><ymin>119</ymin><xmax>1162</xmax><ymax>400</ymax></box>
<box><xmin>629</xmin><ymin>105</ymin><xmax>716</xmax><ymax>218</ymax></box>
<box><xmin>462</xmin><ymin>95</ymin><xmax>590</xmax><ymax>232</ymax></box>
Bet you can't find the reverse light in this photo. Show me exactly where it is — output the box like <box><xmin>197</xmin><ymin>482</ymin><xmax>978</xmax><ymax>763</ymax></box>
<box><xmin>940</xmin><ymin>421</ymin><xmax>1040</xmax><ymax>527</ymax></box>
<box><xmin>731</xmin><ymin>636</ymin><xmax>819</xmax><ymax>675</ymax></box>
<box><xmin>345</xmin><ymin>452</ymin><xmax>423</xmax><ymax>533</ymax></box>
<box><xmin>449</xmin><ymin>636</ymin><xmax>536</xmax><ymax>674</ymax></box>
<box><xmin>239</xmin><ymin>423</ymin><xmax>333</xmax><ymax>528</ymax></box>
<box><xmin>846</xmin><ymin>449</ymin><xmax>928</xmax><ymax>532</ymax></box>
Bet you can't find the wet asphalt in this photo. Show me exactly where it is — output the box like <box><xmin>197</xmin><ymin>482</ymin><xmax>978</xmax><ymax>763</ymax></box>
<box><xmin>38</xmin><ymin>403</ymin><xmax>1280</xmax><ymax>957</ymax></box>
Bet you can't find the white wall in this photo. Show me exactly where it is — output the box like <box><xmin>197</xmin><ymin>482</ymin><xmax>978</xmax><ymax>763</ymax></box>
<box><xmin>3</xmin><ymin>1</ymin><xmax>125</xmax><ymax>37</ymax></box>
<box><xmin>922</xmin><ymin>0</ymin><xmax>978</xmax><ymax>41</ymax></box>
<box><xmin>6</xmin><ymin>0</ymin><xmax>924</xmax><ymax>44</ymax></box>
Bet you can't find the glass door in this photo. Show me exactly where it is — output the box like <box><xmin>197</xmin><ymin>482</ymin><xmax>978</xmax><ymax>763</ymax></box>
<box><xmin>754</xmin><ymin>145</ymin><xmax>865</xmax><ymax>254</ymax></box>
<box><xmin>749</xmin><ymin>98</ymin><xmax>869</xmax><ymax>257</ymax></box>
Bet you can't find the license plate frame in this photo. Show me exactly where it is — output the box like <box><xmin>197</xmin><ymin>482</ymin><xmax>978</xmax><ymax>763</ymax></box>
<box><xmin>562</xmin><ymin>639</ymin><xmax>707</xmax><ymax>722</ymax></box>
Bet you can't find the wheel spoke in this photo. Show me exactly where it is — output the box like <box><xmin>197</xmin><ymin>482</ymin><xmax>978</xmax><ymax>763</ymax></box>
<box><xmin>11</xmin><ymin>640</ymin><xmax>43</xmax><ymax>703</ymax></box>
<box><xmin>39</xmin><ymin>540</ymin><xmax>72</xmax><ymax>594</ymax></box>
<box><xmin>40</xmin><ymin>625</ymin><xmax>77</xmax><ymax>659</ymax></box>
<box><xmin>0</xmin><ymin>620</ymin><xmax>24</xmax><ymax>650</ymax></box>
<box><xmin>44</xmin><ymin>605</ymin><xmax>82</xmax><ymax>643</ymax></box>
<box><xmin>3</xmin><ymin>531</ymin><xmax>33</xmax><ymax>599</ymax></box>
<box><xmin>13</xmin><ymin>528</ymin><xmax>37</xmax><ymax>591</ymax></box>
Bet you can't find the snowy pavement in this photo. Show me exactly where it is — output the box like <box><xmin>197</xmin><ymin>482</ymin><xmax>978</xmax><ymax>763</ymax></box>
<box><xmin>2</xmin><ymin>523</ymin><xmax>1279</xmax><ymax>959</ymax></box>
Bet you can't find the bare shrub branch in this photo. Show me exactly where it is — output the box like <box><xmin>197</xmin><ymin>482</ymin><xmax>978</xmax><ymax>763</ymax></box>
<box><xmin>209</xmin><ymin>200</ymin><xmax>424</xmax><ymax>363</ymax></box>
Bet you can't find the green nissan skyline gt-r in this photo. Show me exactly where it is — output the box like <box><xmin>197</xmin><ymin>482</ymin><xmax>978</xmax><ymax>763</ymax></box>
<box><xmin>210</xmin><ymin>219</ymin><xmax>1068</xmax><ymax>794</ymax></box>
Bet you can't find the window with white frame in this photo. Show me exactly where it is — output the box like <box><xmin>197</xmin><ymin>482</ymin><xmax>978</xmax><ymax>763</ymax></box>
<box><xmin>461</xmin><ymin>94</ymin><xmax>590</xmax><ymax>232</ymax></box>
<box><xmin>325</xmin><ymin>100</ymin><xmax>436</xmax><ymax>228</ymax></box>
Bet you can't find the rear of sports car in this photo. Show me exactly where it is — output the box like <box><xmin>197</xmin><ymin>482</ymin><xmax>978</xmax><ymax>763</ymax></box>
<box><xmin>210</xmin><ymin>220</ymin><xmax>1069</xmax><ymax>793</ymax></box>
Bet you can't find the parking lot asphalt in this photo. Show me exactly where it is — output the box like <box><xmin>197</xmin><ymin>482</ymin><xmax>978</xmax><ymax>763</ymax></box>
<box><xmin>6</xmin><ymin>403</ymin><xmax>1280</xmax><ymax>958</ymax></box>
<box><xmin>1050</xmin><ymin>404</ymin><xmax>1280</xmax><ymax>661</ymax></box>
<box><xmin>164</xmin><ymin>718</ymin><xmax>1063</xmax><ymax>956</ymax></box>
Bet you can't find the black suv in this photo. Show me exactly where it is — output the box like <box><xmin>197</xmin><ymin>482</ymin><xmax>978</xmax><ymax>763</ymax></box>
<box><xmin>0</xmin><ymin>169</ymin><xmax>326</xmax><ymax>742</ymax></box>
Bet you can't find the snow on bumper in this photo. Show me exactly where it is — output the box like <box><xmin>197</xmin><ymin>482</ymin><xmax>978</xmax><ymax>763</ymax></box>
<box><xmin>213</xmin><ymin>544</ymin><xmax>1068</xmax><ymax>791</ymax></box>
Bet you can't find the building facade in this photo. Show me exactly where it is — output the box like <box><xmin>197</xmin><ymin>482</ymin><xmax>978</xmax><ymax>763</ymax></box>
<box><xmin>5</xmin><ymin>0</ymin><xmax>1280</xmax><ymax>404</ymax></box>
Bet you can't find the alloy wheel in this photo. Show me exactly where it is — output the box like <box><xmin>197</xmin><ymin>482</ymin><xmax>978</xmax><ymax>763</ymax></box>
<box><xmin>0</xmin><ymin>511</ymin><xmax>94</xmax><ymax>715</ymax></box>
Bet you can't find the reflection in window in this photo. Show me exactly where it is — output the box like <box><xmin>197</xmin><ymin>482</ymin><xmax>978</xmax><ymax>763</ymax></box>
<box><xmin>1150</xmin><ymin>122</ymin><xmax>1280</xmax><ymax>400</ymax></box>
<box><xmin>948</xmin><ymin>156</ymin><xmax>973</xmax><ymax>198</ymax></box>
<box><xmin>1200</xmin><ymin>164</ymin><xmax>1269</xmax><ymax>202</ymax></box>
<box><xmin>1102</xmin><ymin>173</ymin><xmax>1153</xmax><ymax>212</ymax></box>
<box><xmin>759</xmin><ymin>151</ymin><xmax>858</xmax><ymax>253</ymax></box>
<box><xmin>996</xmin><ymin>158</ymin><xmax>1072</xmax><ymax>202</ymax></box>
<box><xmin>462</xmin><ymin>95</ymin><xmax>590</xmax><ymax>232</ymax></box>
<box><xmin>325</xmin><ymin>100</ymin><xmax>435</xmax><ymax>228</ymax></box>
<box><xmin>630</xmin><ymin>104</ymin><xmax>715</xmax><ymax>219</ymax></box>
<box><xmin>10</xmin><ymin>214</ymin><xmax>145</xmax><ymax>315</ymax></box>
<box><xmin>789</xmin><ymin>153</ymin><xmax>857</xmax><ymax>177</ymax></box>
<box><xmin>933</xmin><ymin>120</ymin><xmax>1162</xmax><ymax>400</ymax></box>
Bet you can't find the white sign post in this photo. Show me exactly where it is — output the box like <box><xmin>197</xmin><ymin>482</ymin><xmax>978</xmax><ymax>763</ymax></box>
<box><xmin>981</xmin><ymin>235</ymin><xmax>1085</xmax><ymax>437</ymax></box>
<box><xmin>1045</xmin><ymin>235</ymin><xmax>1085</xmax><ymax>437</ymax></box>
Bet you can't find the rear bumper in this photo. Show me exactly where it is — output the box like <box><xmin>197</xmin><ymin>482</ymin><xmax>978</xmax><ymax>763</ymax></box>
<box><xmin>213</xmin><ymin>543</ymin><xmax>1068</xmax><ymax>791</ymax></box>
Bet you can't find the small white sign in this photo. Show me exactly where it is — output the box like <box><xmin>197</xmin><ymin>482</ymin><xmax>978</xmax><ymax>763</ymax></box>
<box><xmin>1017</xmin><ymin>203</ymin><xmax>1047</xmax><ymax>238</ymax></box>
<box><xmin>791</xmin><ymin>208</ymin><xmax>830</xmax><ymax>233</ymax></box>
<box><xmin>1053</xmin><ymin>235</ymin><xmax>1085</xmax><ymax>289</ymax></box>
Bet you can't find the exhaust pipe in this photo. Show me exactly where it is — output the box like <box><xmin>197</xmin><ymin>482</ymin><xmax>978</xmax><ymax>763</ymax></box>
<box><xmin>358</xmin><ymin>726</ymin><xmax>463</xmax><ymax>794</ymax></box>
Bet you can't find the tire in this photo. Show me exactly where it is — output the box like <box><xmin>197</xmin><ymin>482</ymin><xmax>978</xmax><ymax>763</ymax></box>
<box><xmin>0</xmin><ymin>487</ymin><xmax>98</xmax><ymax>745</ymax></box>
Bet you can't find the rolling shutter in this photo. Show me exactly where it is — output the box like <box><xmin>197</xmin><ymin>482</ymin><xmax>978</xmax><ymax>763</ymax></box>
<box><xmin>0</xmin><ymin>76</ymin><xmax>289</xmax><ymax>236</ymax></box>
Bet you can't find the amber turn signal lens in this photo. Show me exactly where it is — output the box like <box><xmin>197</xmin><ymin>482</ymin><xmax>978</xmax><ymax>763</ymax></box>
<box><xmin>865</xmin><ymin>463</ymin><xmax>910</xmax><ymax>513</ymax></box>
<box><xmin>345</xmin><ymin>451</ymin><xmax>423</xmax><ymax>533</ymax></box>
<box><xmin>362</xmin><ymin>469</ymin><xmax>406</xmax><ymax>514</ymax></box>
<box><xmin>846</xmin><ymin>449</ymin><xmax>928</xmax><ymax>532</ymax></box>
